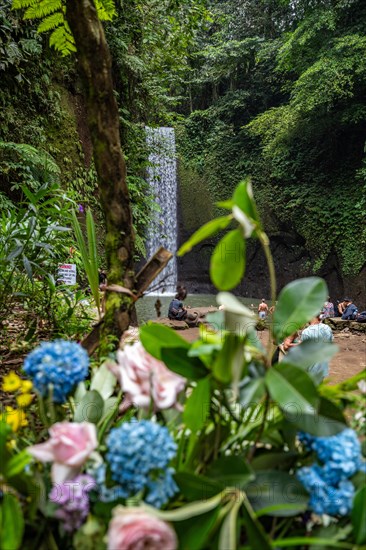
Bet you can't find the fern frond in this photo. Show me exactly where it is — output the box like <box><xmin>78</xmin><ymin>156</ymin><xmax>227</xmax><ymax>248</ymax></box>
<box><xmin>49</xmin><ymin>25</ymin><xmax>76</xmax><ymax>55</ymax></box>
<box><xmin>37</xmin><ymin>11</ymin><xmax>64</xmax><ymax>33</ymax></box>
<box><xmin>12</xmin><ymin>0</ymin><xmax>37</xmax><ymax>10</ymax></box>
<box><xmin>95</xmin><ymin>0</ymin><xmax>116</xmax><ymax>21</ymax></box>
<box><xmin>24</xmin><ymin>0</ymin><xmax>61</xmax><ymax>20</ymax></box>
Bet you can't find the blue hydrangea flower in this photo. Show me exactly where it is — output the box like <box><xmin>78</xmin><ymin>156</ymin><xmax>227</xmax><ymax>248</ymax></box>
<box><xmin>297</xmin><ymin>428</ymin><xmax>365</xmax><ymax>516</ymax></box>
<box><xmin>106</xmin><ymin>419</ymin><xmax>178</xmax><ymax>508</ymax></box>
<box><xmin>23</xmin><ymin>340</ymin><xmax>89</xmax><ymax>403</ymax></box>
<box><xmin>297</xmin><ymin>466</ymin><xmax>354</xmax><ymax>516</ymax></box>
<box><xmin>145</xmin><ymin>468</ymin><xmax>179</xmax><ymax>509</ymax></box>
<box><xmin>90</xmin><ymin>464</ymin><xmax>128</xmax><ymax>503</ymax></box>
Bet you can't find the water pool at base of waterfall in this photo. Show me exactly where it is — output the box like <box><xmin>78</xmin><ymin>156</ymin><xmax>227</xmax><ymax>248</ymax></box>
<box><xmin>136</xmin><ymin>293</ymin><xmax>261</xmax><ymax>325</ymax></box>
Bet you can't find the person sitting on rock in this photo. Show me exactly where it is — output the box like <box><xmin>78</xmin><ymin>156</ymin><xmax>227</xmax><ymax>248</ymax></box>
<box><xmin>322</xmin><ymin>297</ymin><xmax>335</xmax><ymax>318</ymax></box>
<box><xmin>341</xmin><ymin>298</ymin><xmax>358</xmax><ymax>320</ymax></box>
<box><xmin>168</xmin><ymin>286</ymin><xmax>198</xmax><ymax>326</ymax></box>
<box><xmin>337</xmin><ymin>298</ymin><xmax>349</xmax><ymax>316</ymax></box>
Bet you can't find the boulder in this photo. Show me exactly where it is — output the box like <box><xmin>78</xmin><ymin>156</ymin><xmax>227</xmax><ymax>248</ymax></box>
<box><xmin>155</xmin><ymin>318</ymin><xmax>189</xmax><ymax>330</ymax></box>
<box><xmin>324</xmin><ymin>317</ymin><xmax>366</xmax><ymax>333</ymax></box>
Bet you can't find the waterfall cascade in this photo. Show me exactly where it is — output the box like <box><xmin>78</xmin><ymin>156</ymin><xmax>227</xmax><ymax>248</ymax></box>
<box><xmin>145</xmin><ymin>127</ymin><xmax>178</xmax><ymax>293</ymax></box>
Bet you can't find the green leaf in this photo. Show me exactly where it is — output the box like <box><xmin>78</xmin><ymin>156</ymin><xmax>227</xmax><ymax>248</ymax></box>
<box><xmin>265</xmin><ymin>363</ymin><xmax>319</xmax><ymax>414</ymax></box>
<box><xmin>183</xmin><ymin>377</ymin><xmax>211</xmax><ymax>431</ymax></box>
<box><xmin>0</xmin><ymin>494</ymin><xmax>24</xmax><ymax>550</ymax></box>
<box><xmin>178</xmin><ymin>216</ymin><xmax>232</xmax><ymax>256</ymax></box>
<box><xmin>352</xmin><ymin>485</ymin><xmax>366</xmax><ymax>544</ymax></box>
<box><xmin>161</xmin><ymin>347</ymin><xmax>209</xmax><ymax>379</ymax></box>
<box><xmin>175</xmin><ymin>472</ymin><xmax>223</xmax><ymax>501</ymax></box>
<box><xmin>246</xmin><ymin>471</ymin><xmax>309</xmax><ymax>517</ymax></box>
<box><xmin>74</xmin><ymin>390</ymin><xmax>104</xmax><ymax>424</ymax></box>
<box><xmin>140</xmin><ymin>323</ymin><xmax>189</xmax><ymax>360</ymax></box>
<box><xmin>207</xmin><ymin>456</ymin><xmax>254</xmax><ymax>489</ymax></box>
<box><xmin>4</xmin><ymin>450</ymin><xmax>31</xmax><ymax>478</ymax></box>
<box><xmin>174</xmin><ymin>508</ymin><xmax>220</xmax><ymax>550</ymax></box>
<box><xmin>210</xmin><ymin>229</ymin><xmax>246</xmax><ymax>290</ymax></box>
<box><xmin>232</xmin><ymin>178</ymin><xmax>260</xmax><ymax>223</ymax></box>
<box><xmin>145</xmin><ymin>492</ymin><xmax>222</xmax><ymax>521</ymax></box>
<box><xmin>219</xmin><ymin>499</ymin><xmax>241</xmax><ymax>550</ymax></box>
<box><xmin>216</xmin><ymin>292</ymin><xmax>257</xmax><ymax>334</ymax></box>
<box><xmin>239</xmin><ymin>378</ymin><xmax>266</xmax><ymax>407</ymax></box>
<box><xmin>241</xmin><ymin>492</ymin><xmax>271</xmax><ymax>550</ymax></box>
<box><xmin>272</xmin><ymin>537</ymin><xmax>354</xmax><ymax>548</ymax></box>
<box><xmin>212</xmin><ymin>334</ymin><xmax>244</xmax><ymax>384</ymax></box>
<box><xmin>273</xmin><ymin>277</ymin><xmax>328</xmax><ymax>343</ymax></box>
<box><xmin>251</xmin><ymin>451</ymin><xmax>298</xmax><ymax>471</ymax></box>
<box><xmin>282</xmin><ymin>341</ymin><xmax>338</xmax><ymax>370</ymax></box>
<box><xmin>285</xmin><ymin>396</ymin><xmax>347</xmax><ymax>436</ymax></box>
<box><xmin>90</xmin><ymin>362</ymin><xmax>116</xmax><ymax>400</ymax></box>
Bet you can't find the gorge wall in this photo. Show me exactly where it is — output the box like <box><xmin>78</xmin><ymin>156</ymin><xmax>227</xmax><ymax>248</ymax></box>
<box><xmin>177</xmin><ymin>164</ymin><xmax>366</xmax><ymax>304</ymax></box>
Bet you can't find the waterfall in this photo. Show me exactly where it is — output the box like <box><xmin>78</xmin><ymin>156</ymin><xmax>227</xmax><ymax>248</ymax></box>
<box><xmin>145</xmin><ymin>127</ymin><xmax>178</xmax><ymax>293</ymax></box>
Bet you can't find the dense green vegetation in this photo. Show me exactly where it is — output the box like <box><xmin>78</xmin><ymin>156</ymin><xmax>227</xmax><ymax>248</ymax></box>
<box><xmin>175</xmin><ymin>0</ymin><xmax>366</xmax><ymax>279</ymax></box>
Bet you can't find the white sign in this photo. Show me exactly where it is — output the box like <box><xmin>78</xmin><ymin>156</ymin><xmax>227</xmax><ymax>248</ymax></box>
<box><xmin>57</xmin><ymin>263</ymin><xmax>77</xmax><ymax>285</ymax></box>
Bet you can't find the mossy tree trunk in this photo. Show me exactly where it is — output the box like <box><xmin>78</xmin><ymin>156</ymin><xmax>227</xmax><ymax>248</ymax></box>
<box><xmin>65</xmin><ymin>0</ymin><xmax>135</xmax><ymax>347</ymax></box>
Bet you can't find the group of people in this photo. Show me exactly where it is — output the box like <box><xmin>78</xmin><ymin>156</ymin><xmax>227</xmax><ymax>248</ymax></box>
<box><xmin>258</xmin><ymin>296</ymin><xmax>365</xmax><ymax>322</ymax></box>
<box><xmin>322</xmin><ymin>297</ymin><xmax>366</xmax><ymax>322</ymax></box>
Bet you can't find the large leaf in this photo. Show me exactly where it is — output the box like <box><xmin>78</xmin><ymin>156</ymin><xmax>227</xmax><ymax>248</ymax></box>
<box><xmin>207</xmin><ymin>456</ymin><xmax>254</xmax><ymax>489</ymax></box>
<box><xmin>246</xmin><ymin>471</ymin><xmax>309</xmax><ymax>517</ymax></box>
<box><xmin>216</xmin><ymin>292</ymin><xmax>257</xmax><ymax>335</ymax></box>
<box><xmin>351</xmin><ymin>485</ymin><xmax>366</xmax><ymax>544</ymax></box>
<box><xmin>74</xmin><ymin>390</ymin><xmax>104</xmax><ymax>424</ymax></box>
<box><xmin>174</xmin><ymin>508</ymin><xmax>220</xmax><ymax>550</ymax></box>
<box><xmin>183</xmin><ymin>377</ymin><xmax>211</xmax><ymax>431</ymax></box>
<box><xmin>285</xmin><ymin>396</ymin><xmax>347</xmax><ymax>436</ymax></box>
<box><xmin>161</xmin><ymin>348</ymin><xmax>209</xmax><ymax>379</ymax></box>
<box><xmin>4</xmin><ymin>450</ymin><xmax>31</xmax><ymax>478</ymax></box>
<box><xmin>0</xmin><ymin>494</ymin><xmax>24</xmax><ymax>550</ymax></box>
<box><xmin>210</xmin><ymin>229</ymin><xmax>246</xmax><ymax>290</ymax></box>
<box><xmin>90</xmin><ymin>362</ymin><xmax>116</xmax><ymax>400</ymax></box>
<box><xmin>212</xmin><ymin>333</ymin><xmax>244</xmax><ymax>384</ymax></box>
<box><xmin>273</xmin><ymin>277</ymin><xmax>328</xmax><ymax>343</ymax></box>
<box><xmin>241</xmin><ymin>492</ymin><xmax>272</xmax><ymax>550</ymax></box>
<box><xmin>218</xmin><ymin>498</ymin><xmax>242</xmax><ymax>550</ymax></box>
<box><xmin>140</xmin><ymin>323</ymin><xmax>189</xmax><ymax>360</ymax></box>
<box><xmin>178</xmin><ymin>215</ymin><xmax>232</xmax><ymax>256</ymax></box>
<box><xmin>175</xmin><ymin>472</ymin><xmax>223</xmax><ymax>501</ymax></box>
<box><xmin>265</xmin><ymin>362</ymin><xmax>319</xmax><ymax>415</ymax></box>
<box><xmin>146</xmin><ymin>492</ymin><xmax>222</xmax><ymax>521</ymax></box>
<box><xmin>282</xmin><ymin>341</ymin><xmax>338</xmax><ymax>369</ymax></box>
<box><xmin>232</xmin><ymin>178</ymin><xmax>260</xmax><ymax>223</ymax></box>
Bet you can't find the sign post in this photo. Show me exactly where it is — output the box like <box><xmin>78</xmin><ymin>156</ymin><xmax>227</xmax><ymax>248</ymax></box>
<box><xmin>57</xmin><ymin>264</ymin><xmax>77</xmax><ymax>285</ymax></box>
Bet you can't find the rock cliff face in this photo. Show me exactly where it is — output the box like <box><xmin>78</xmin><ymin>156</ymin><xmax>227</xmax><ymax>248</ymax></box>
<box><xmin>177</xmin><ymin>172</ymin><xmax>366</xmax><ymax>304</ymax></box>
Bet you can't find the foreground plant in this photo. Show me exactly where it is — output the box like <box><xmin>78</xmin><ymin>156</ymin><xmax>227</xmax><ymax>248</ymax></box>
<box><xmin>1</xmin><ymin>181</ymin><xmax>365</xmax><ymax>550</ymax></box>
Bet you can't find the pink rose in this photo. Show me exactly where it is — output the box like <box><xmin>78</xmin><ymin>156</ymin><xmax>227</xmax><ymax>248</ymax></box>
<box><xmin>108</xmin><ymin>342</ymin><xmax>185</xmax><ymax>411</ymax></box>
<box><xmin>27</xmin><ymin>421</ymin><xmax>97</xmax><ymax>483</ymax></box>
<box><xmin>107</xmin><ymin>507</ymin><xmax>177</xmax><ymax>550</ymax></box>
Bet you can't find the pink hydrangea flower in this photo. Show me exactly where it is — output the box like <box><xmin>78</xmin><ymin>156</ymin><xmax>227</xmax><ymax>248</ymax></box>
<box><xmin>27</xmin><ymin>421</ymin><xmax>97</xmax><ymax>483</ymax></box>
<box><xmin>107</xmin><ymin>507</ymin><xmax>177</xmax><ymax>550</ymax></box>
<box><xmin>108</xmin><ymin>341</ymin><xmax>185</xmax><ymax>411</ymax></box>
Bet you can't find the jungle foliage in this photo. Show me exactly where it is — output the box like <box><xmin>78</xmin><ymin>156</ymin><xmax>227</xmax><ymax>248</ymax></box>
<box><xmin>175</xmin><ymin>0</ymin><xmax>366</xmax><ymax>278</ymax></box>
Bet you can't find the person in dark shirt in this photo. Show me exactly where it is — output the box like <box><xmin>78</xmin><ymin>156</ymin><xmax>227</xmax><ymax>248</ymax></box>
<box><xmin>341</xmin><ymin>298</ymin><xmax>358</xmax><ymax>320</ymax></box>
<box><xmin>168</xmin><ymin>286</ymin><xmax>198</xmax><ymax>325</ymax></box>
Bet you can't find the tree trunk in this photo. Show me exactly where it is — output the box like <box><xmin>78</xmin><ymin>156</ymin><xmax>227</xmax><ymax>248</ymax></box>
<box><xmin>65</xmin><ymin>0</ymin><xmax>135</xmax><ymax>347</ymax></box>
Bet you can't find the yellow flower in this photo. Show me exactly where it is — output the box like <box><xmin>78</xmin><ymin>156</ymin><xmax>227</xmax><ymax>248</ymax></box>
<box><xmin>3</xmin><ymin>406</ymin><xmax>28</xmax><ymax>432</ymax></box>
<box><xmin>20</xmin><ymin>380</ymin><xmax>33</xmax><ymax>393</ymax></box>
<box><xmin>16</xmin><ymin>393</ymin><xmax>34</xmax><ymax>408</ymax></box>
<box><xmin>2</xmin><ymin>372</ymin><xmax>21</xmax><ymax>392</ymax></box>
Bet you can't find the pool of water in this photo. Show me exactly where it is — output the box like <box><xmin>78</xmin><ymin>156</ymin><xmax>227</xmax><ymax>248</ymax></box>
<box><xmin>135</xmin><ymin>293</ymin><xmax>261</xmax><ymax>325</ymax></box>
